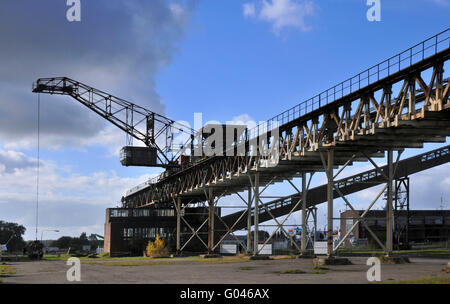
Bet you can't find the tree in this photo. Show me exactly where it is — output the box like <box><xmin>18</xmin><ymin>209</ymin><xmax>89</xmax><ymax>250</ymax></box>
<box><xmin>0</xmin><ymin>220</ymin><xmax>26</xmax><ymax>252</ymax></box>
<box><xmin>79</xmin><ymin>232</ymin><xmax>89</xmax><ymax>244</ymax></box>
<box><xmin>49</xmin><ymin>232</ymin><xmax>96</xmax><ymax>251</ymax></box>
<box><xmin>50</xmin><ymin>236</ymin><xmax>73</xmax><ymax>249</ymax></box>
<box><xmin>146</xmin><ymin>235</ymin><xmax>169</xmax><ymax>258</ymax></box>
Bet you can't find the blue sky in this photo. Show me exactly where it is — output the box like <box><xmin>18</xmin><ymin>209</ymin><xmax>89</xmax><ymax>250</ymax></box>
<box><xmin>0</xmin><ymin>0</ymin><xmax>449</xmax><ymax>241</ymax></box>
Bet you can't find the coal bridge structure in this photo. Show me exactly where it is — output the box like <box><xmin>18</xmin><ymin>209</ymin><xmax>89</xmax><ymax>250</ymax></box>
<box><xmin>33</xmin><ymin>29</ymin><xmax>450</xmax><ymax>258</ymax></box>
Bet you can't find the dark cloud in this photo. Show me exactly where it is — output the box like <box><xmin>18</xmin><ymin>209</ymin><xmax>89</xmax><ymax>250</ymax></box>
<box><xmin>0</xmin><ymin>0</ymin><xmax>195</xmax><ymax>149</ymax></box>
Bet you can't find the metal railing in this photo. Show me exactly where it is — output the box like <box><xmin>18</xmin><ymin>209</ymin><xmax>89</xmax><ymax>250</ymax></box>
<box><xmin>125</xmin><ymin>29</ymin><xmax>450</xmax><ymax>197</ymax></box>
<box><xmin>247</xmin><ymin>28</ymin><xmax>450</xmax><ymax>139</ymax></box>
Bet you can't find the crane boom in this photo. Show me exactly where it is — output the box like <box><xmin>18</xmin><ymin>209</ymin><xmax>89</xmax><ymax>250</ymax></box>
<box><xmin>32</xmin><ymin>77</ymin><xmax>193</xmax><ymax>168</ymax></box>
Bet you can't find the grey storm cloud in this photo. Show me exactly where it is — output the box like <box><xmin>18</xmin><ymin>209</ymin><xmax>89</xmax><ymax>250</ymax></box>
<box><xmin>0</xmin><ymin>0</ymin><xmax>195</xmax><ymax>149</ymax></box>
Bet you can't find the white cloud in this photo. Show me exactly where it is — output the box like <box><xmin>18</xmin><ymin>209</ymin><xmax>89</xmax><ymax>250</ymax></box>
<box><xmin>228</xmin><ymin>114</ymin><xmax>257</xmax><ymax>129</ymax></box>
<box><xmin>0</xmin><ymin>148</ymin><xmax>157</xmax><ymax>240</ymax></box>
<box><xmin>243</xmin><ymin>3</ymin><xmax>256</xmax><ymax>18</ymax></box>
<box><xmin>243</xmin><ymin>0</ymin><xmax>316</xmax><ymax>34</ymax></box>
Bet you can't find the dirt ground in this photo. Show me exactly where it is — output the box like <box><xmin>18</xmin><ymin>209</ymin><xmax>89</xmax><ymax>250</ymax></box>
<box><xmin>1</xmin><ymin>257</ymin><xmax>449</xmax><ymax>284</ymax></box>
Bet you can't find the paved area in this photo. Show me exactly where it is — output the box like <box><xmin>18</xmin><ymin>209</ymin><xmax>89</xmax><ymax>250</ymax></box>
<box><xmin>1</xmin><ymin>257</ymin><xmax>449</xmax><ymax>284</ymax></box>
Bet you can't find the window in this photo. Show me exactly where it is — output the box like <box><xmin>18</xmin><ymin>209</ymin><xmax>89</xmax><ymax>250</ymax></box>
<box><xmin>156</xmin><ymin>209</ymin><xmax>175</xmax><ymax>217</ymax></box>
<box><xmin>132</xmin><ymin>209</ymin><xmax>151</xmax><ymax>217</ymax></box>
<box><xmin>409</xmin><ymin>216</ymin><xmax>424</xmax><ymax>225</ymax></box>
<box><xmin>345</xmin><ymin>219</ymin><xmax>354</xmax><ymax>236</ymax></box>
<box><xmin>111</xmin><ymin>209</ymin><xmax>129</xmax><ymax>217</ymax></box>
<box><xmin>425</xmin><ymin>216</ymin><xmax>443</xmax><ymax>225</ymax></box>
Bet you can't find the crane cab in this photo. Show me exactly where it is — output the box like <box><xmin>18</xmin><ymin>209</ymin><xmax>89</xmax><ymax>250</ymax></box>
<box><xmin>120</xmin><ymin>146</ymin><xmax>158</xmax><ymax>167</ymax></box>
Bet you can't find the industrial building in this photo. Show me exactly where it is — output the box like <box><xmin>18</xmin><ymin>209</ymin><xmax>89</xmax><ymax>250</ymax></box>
<box><xmin>340</xmin><ymin>209</ymin><xmax>450</xmax><ymax>249</ymax></box>
<box><xmin>104</xmin><ymin>207</ymin><xmax>223</xmax><ymax>256</ymax></box>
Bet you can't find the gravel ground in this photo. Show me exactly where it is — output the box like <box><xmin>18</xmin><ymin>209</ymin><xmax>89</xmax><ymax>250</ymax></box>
<box><xmin>1</xmin><ymin>257</ymin><xmax>449</xmax><ymax>284</ymax></box>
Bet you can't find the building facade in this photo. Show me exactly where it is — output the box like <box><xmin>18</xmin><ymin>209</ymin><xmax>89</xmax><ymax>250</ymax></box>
<box><xmin>104</xmin><ymin>207</ymin><xmax>222</xmax><ymax>256</ymax></box>
<box><xmin>340</xmin><ymin>210</ymin><xmax>450</xmax><ymax>248</ymax></box>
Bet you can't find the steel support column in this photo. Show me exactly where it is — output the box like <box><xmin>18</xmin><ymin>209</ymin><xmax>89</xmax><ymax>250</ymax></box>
<box><xmin>301</xmin><ymin>172</ymin><xmax>307</xmax><ymax>255</ymax></box>
<box><xmin>253</xmin><ymin>173</ymin><xmax>260</xmax><ymax>256</ymax></box>
<box><xmin>394</xmin><ymin>177</ymin><xmax>410</xmax><ymax>248</ymax></box>
<box><xmin>207</xmin><ymin>188</ymin><xmax>215</xmax><ymax>254</ymax></box>
<box><xmin>327</xmin><ymin>149</ymin><xmax>334</xmax><ymax>258</ymax></box>
<box><xmin>386</xmin><ymin>149</ymin><xmax>394</xmax><ymax>256</ymax></box>
<box><xmin>312</xmin><ymin>207</ymin><xmax>318</xmax><ymax>247</ymax></box>
<box><xmin>247</xmin><ymin>186</ymin><xmax>252</xmax><ymax>254</ymax></box>
<box><xmin>176</xmin><ymin>197</ymin><xmax>181</xmax><ymax>255</ymax></box>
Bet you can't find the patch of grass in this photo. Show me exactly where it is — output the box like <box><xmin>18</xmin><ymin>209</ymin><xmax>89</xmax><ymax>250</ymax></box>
<box><xmin>99</xmin><ymin>256</ymin><xmax>250</xmax><ymax>267</ymax></box>
<box><xmin>98</xmin><ymin>252</ymin><xmax>109</xmax><ymax>258</ymax></box>
<box><xmin>44</xmin><ymin>253</ymin><xmax>157</xmax><ymax>262</ymax></box>
<box><xmin>240</xmin><ymin>266</ymin><xmax>254</xmax><ymax>271</ymax></box>
<box><xmin>380</xmin><ymin>277</ymin><xmax>450</xmax><ymax>284</ymax></box>
<box><xmin>0</xmin><ymin>264</ymin><xmax>17</xmax><ymax>277</ymax></box>
<box><xmin>279</xmin><ymin>269</ymin><xmax>306</xmax><ymax>274</ymax></box>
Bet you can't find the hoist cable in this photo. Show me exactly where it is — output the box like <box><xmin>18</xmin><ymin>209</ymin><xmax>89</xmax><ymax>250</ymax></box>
<box><xmin>35</xmin><ymin>93</ymin><xmax>40</xmax><ymax>241</ymax></box>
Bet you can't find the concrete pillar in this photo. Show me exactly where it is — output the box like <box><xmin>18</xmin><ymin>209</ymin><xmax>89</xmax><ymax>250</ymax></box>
<box><xmin>176</xmin><ymin>197</ymin><xmax>181</xmax><ymax>255</ymax></box>
<box><xmin>301</xmin><ymin>172</ymin><xmax>307</xmax><ymax>254</ymax></box>
<box><xmin>247</xmin><ymin>186</ymin><xmax>252</xmax><ymax>254</ymax></box>
<box><xmin>327</xmin><ymin>149</ymin><xmax>334</xmax><ymax>258</ymax></box>
<box><xmin>253</xmin><ymin>173</ymin><xmax>260</xmax><ymax>255</ymax></box>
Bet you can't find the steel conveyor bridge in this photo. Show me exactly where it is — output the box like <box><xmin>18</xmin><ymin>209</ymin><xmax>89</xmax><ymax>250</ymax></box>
<box><xmin>123</xmin><ymin>29</ymin><xmax>450</xmax><ymax>209</ymax></box>
<box><xmin>120</xmin><ymin>29</ymin><xmax>450</xmax><ymax>256</ymax></box>
<box><xmin>34</xmin><ymin>29</ymin><xmax>450</xmax><ymax>257</ymax></box>
<box><xmin>221</xmin><ymin>145</ymin><xmax>450</xmax><ymax>231</ymax></box>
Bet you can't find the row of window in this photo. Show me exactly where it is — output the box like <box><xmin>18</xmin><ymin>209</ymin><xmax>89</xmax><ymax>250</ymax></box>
<box><xmin>346</xmin><ymin>216</ymin><xmax>450</xmax><ymax>227</ymax></box>
<box><xmin>122</xmin><ymin>227</ymin><xmax>171</xmax><ymax>239</ymax></box>
<box><xmin>110</xmin><ymin>209</ymin><xmax>176</xmax><ymax>218</ymax></box>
